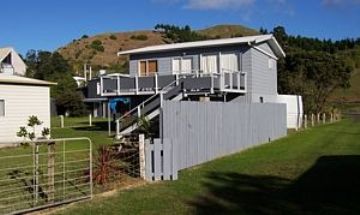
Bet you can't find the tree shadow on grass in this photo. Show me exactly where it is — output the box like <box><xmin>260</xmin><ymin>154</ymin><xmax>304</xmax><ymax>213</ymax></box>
<box><xmin>189</xmin><ymin>155</ymin><xmax>360</xmax><ymax>215</ymax></box>
<box><xmin>73</xmin><ymin>121</ymin><xmax>111</xmax><ymax>132</ymax></box>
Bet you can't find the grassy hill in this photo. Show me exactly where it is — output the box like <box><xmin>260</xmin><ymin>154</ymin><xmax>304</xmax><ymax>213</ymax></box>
<box><xmin>57</xmin><ymin>25</ymin><xmax>259</xmax><ymax>74</ymax></box>
<box><xmin>58</xmin><ymin>30</ymin><xmax>166</xmax><ymax>74</ymax></box>
<box><xmin>198</xmin><ymin>24</ymin><xmax>259</xmax><ymax>38</ymax></box>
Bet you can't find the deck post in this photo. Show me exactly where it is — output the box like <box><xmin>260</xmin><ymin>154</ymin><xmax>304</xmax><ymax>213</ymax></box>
<box><xmin>160</xmin><ymin>91</ymin><xmax>164</xmax><ymax>108</ymax></box>
<box><xmin>115</xmin><ymin>119</ymin><xmax>121</xmax><ymax>140</ymax></box>
<box><xmin>155</xmin><ymin>73</ymin><xmax>158</xmax><ymax>94</ymax></box>
<box><xmin>117</xmin><ymin>75</ymin><xmax>120</xmax><ymax>95</ymax></box>
<box><xmin>135</xmin><ymin>75</ymin><xmax>139</xmax><ymax>95</ymax></box>
<box><xmin>210</xmin><ymin>73</ymin><xmax>214</xmax><ymax>94</ymax></box>
<box><xmin>100</xmin><ymin>76</ymin><xmax>104</xmax><ymax>96</ymax></box>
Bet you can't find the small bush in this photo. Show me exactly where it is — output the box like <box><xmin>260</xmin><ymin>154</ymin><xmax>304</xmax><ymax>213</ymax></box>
<box><xmin>130</xmin><ymin>34</ymin><xmax>148</xmax><ymax>41</ymax></box>
<box><xmin>90</xmin><ymin>40</ymin><xmax>105</xmax><ymax>52</ymax></box>
<box><xmin>81</xmin><ymin>34</ymin><xmax>89</xmax><ymax>39</ymax></box>
<box><xmin>109</xmin><ymin>34</ymin><xmax>117</xmax><ymax>40</ymax></box>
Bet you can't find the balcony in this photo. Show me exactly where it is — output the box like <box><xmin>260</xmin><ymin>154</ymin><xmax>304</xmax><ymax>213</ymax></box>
<box><xmin>95</xmin><ymin>69</ymin><xmax>247</xmax><ymax>97</ymax></box>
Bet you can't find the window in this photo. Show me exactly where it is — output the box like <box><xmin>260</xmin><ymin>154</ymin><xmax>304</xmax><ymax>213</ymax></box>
<box><xmin>139</xmin><ymin>60</ymin><xmax>158</xmax><ymax>77</ymax></box>
<box><xmin>0</xmin><ymin>100</ymin><xmax>5</xmax><ymax>116</ymax></box>
<box><xmin>221</xmin><ymin>53</ymin><xmax>239</xmax><ymax>72</ymax></box>
<box><xmin>172</xmin><ymin>57</ymin><xmax>193</xmax><ymax>74</ymax></box>
<box><xmin>201</xmin><ymin>54</ymin><xmax>218</xmax><ymax>74</ymax></box>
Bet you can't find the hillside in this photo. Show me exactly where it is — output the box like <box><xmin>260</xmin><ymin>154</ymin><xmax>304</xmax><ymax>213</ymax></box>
<box><xmin>57</xmin><ymin>25</ymin><xmax>259</xmax><ymax>74</ymax></box>
<box><xmin>58</xmin><ymin>30</ymin><xmax>166</xmax><ymax>74</ymax></box>
<box><xmin>198</xmin><ymin>24</ymin><xmax>259</xmax><ymax>38</ymax></box>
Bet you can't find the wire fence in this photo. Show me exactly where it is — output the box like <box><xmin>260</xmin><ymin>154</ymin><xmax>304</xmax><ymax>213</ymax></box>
<box><xmin>0</xmin><ymin>138</ymin><xmax>92</xmax><ymax>215</ymax></box>
<box><xmin>51</xmin><ymin>116</ymin><xmax>107</xmax><ymax>129</ymax></box>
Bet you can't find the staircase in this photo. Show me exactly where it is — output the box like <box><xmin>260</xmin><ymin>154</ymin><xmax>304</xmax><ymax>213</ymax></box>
<box><xmin>117</xmin><ymin>79</ymin><xmax>184</xmax><ymax>136</ymax></box>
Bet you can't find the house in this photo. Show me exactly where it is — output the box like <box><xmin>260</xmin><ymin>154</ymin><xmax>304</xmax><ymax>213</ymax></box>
<box><xmin>85</xmin><ymin>34</ymin><xmax>303</xmax><ymax>134</ymax></box>
<box><xmin>0</xmin><ymin>70</ymin><xmax>56</xmax><ymax>144</ymax></box>
<box><xmin>0</xmin><ymin>47</ymin><xmax>27</xmax><ymax>76</ymax></box>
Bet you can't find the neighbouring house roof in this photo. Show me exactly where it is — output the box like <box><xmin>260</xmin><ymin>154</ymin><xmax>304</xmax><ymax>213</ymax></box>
<box><xmin>118</xmin><ymin>34</ymin><xmax>286</xmax><ymax>58</ymax></box>
<box><xmin>0</xmin><ymin>47</ymin><xmax>12</xmax><ymax>63</ymax></box>
<box><xmin>0</xmin><ymin>74</ymin><xmax>57</xmax><ymax>86</ymax></box>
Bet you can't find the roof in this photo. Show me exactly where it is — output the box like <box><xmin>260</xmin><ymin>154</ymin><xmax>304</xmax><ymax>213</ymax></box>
<box><xmin>0</xmin><ymin>74</ymin><xmax>57</xmax><ymax>86</ymax></box>
<box><xmin>0</xmin><ymin>47</ymin><xmax>12</xmax><ymax>62</ymax></box>
<box><xmin>118</xmin><ymin>34</ymin><xmax>286</xmax><ymax>58</ymax></box>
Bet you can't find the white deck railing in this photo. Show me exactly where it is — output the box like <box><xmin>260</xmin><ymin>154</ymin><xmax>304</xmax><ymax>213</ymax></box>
<box><xmin>99</xmin><ymin>69</ymin><xmax>247</xmax><ymax>96</ymax></box>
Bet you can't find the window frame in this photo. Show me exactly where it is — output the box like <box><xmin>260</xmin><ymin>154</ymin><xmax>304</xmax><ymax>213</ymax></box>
<box><xmin>0</xmin><ymin>99</ymin><xmax>5</xmax><ymax>117</ymax></box>
<box><xmin>200</xmin><ymin>52</ymin><xmax>219</xmax><ymax>74</ymax></box>
<box><xmin>220</xmin><ymin>51</ymin><xmax>241</xmax><ymax>72</ymax></box>
<box><xmin>172</xmin><ymin>56</ymin><xmax>193</xmax><ymax>74</ymax></box>
<box><xmin>138</xmin><ymin>59</ymin><xmax>159</xmax><ymax>77</ymax></box>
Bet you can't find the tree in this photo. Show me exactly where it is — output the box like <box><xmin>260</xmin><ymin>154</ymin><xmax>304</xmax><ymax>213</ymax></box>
<box><xmin>24</xmin><ymin>50</ymin><xmax>86</xmax><ymax>116</ymax></box>
<box><xmin>154</xmin><ymin>24</ymin><xmax>209</xmax><ymax>43</ymax></box>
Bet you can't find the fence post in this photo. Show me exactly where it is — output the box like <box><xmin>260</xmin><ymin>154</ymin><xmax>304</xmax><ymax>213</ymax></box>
<box><xmin>48</xmin><ymin>142</ymin><xmax>55</xmax><ymax>203</ymax></box>
<box><xmin>304</xmin><ymin>114</ymin><xmax>307</xmax><ymax>129</ymax></box>
<box><xmin>60</xmin><ymin>115</ymin><xmax>64</xmax><ymax>128</ymax></box>
<box><xmin>323</xmin><ymin>113</ymin><xmax>326</xmax><ymax>124</ymax></box>
<box><xmin>317</xmin><ymin>113</ymin><xmax>320</xmax><ymax>124</ymax></box>
<box><xmin>89</xmin><ymin>114</ymin><xmax>92</xmax><ymax>127</ymax></box>
<box><xmin>33</xmin><ymin>143</ymin><xmax>40</xmax><ymax>204</ymax></box>
<box><xmin>139</xmin><ymin>134</ymin><xmax>146</xmax><ymax>180</ymax></box>
<box><xmin>311</xmin><ymin>113</ymin><xmax>314</xmax><ymax>127</ymax></box>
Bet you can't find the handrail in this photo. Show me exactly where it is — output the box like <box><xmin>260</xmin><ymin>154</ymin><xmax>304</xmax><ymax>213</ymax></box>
<box><xmin>117</xmin><ymin>76</ymin><xmax>185</xmax><ymax>122</ymax></box>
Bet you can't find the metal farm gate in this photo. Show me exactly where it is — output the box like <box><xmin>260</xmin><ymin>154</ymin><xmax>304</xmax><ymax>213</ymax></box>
<box><xmin>0</xmin><ymin>138</ymin><xmax>92</xmax><ymax>215</ymax></box>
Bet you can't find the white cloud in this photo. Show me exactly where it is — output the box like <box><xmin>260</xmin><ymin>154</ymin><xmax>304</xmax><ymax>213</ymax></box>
<box><xmin>184</xmin><ymin>0</ymin><xmax>255</xmax><ymax>10</ymax></box>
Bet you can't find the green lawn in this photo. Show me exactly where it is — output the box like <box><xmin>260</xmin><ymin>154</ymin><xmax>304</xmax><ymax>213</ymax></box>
<box><xmin>52</xmin><ymin>118</ymin><xmax>360</xmax><ymax>215</ymax></box>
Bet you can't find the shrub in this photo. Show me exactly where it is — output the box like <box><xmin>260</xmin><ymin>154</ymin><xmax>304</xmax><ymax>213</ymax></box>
<box><xmin>81</xmin><ymin>34</ymin><xmax>89</xmax><ymax>39</ymax></box>
<box><xmin>130</xmin><ymin>34</ymin><xmax>148</xmax><ymax>41</ymax></box>
<box><xmin>109</xmin><ymin>34</ymin><xmax>117</xmax><ymax>40</ymax></box>
<box><xmin>90</xmin><ymin>40</ymin><xmax>105</xmax><ymax>52</ymax></box>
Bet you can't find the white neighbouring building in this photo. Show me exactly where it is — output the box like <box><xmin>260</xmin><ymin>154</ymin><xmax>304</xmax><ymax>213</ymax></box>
<box><xmin>0</xmin><ymin>74</ymin><xmax>56</xmax><ymax>143</ymax></box>
<box><xmin>0</xmin><ymin>47</ymin><xmax>27</xmax><ymax>76</ymax></box>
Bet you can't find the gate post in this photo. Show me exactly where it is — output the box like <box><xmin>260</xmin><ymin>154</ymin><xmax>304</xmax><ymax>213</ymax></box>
<box><xmin>48</xmin><ymin>142</ymin><xmax>56</xmax><ymax>203</ymax></box>
<box><xmin>139</xmin><ymin>134</ymin><xmax>146</xmax><ymax>180</ymax></box>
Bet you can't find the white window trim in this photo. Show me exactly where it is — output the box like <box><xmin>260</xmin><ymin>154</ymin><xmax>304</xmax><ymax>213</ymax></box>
<box><xmin>171</xmin><ymin>56</ymin><xmax>193</xmax><ymax>74</ymax></box>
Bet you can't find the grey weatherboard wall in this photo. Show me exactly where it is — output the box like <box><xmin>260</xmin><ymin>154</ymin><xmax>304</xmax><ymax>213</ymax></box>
<box><xmin>129</xmin><ymin>45</ymin><xmax>250</xmax><ymax>77</ymax></box>
<box><xmin>145</xmin><ymin>101</ymin><xmax>287</xmax><ymax>180</ymax></box>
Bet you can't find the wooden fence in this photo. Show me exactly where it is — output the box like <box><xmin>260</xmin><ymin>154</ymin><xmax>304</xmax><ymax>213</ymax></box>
<box><xmin>142</xmin><ymin>101</ymin><xmax>287</xmax><ymax>181</ymax></box>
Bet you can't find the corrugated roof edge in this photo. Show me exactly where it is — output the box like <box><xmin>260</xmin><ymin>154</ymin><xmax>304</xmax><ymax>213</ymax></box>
<box><xmin>117</xmin><ymin>34</ymin><xmax>285</xmax><ymax>58</ymax></box>
<box><xmin>0</xmin><ymin>75</ymin><xmax>57</xmax><ymax>86</ymax></box>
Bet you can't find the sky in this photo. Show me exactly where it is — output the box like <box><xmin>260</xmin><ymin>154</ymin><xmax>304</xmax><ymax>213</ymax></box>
<box><xmin>1</xmin><ymin>0</ymin><xmax>359</xmax><ymax>55</ymax></box>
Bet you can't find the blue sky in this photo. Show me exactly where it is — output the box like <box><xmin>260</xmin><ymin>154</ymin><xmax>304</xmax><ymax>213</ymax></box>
<box><xmin>1</xmin><ymin>0</ymin><xmax>359</xmax><ymax>55</ymax></box>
